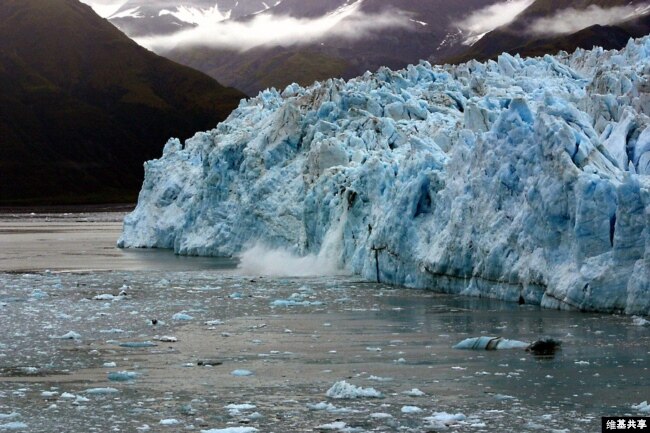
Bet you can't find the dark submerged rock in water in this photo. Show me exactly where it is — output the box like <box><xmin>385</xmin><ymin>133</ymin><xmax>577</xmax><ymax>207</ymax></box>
<box><xmin>526</xmin><ymin>338</ymin><xmax>562</xmax><ymax>357</ymax></box>
<box><xmin>197</xmin><ymin>359</ymin><xmax>223</xmax><ymax>366</ymax></box>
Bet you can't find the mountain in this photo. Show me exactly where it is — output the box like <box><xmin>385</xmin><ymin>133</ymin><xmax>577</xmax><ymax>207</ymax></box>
<box><xmin>446</xmin><ymin>0</ymin><xmax>650</xmax><ymax>63</ymax></box>
<box><xmin>99</xmin><ymin>0</ymin><xmax>505</xmax><ymax>95</ymax></box>
<box><xmin>107</xmin><ymin>0</ymin><xmax>273</xmax><ymax>37</ymax></box>
<box><xmin>0</xmin><ymin>0</ymin><xmax>244</xmax><ymax>205</ymax></box>
<box><xmin>119</xmin><ymin>37</ymin><xmax>650</xmax><ymax>314</ymax></box>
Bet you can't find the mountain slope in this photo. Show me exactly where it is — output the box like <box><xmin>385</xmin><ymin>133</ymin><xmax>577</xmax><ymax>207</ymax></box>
<box><xmin>0</xmin><ymin>0</ymin><xmax>244</xmax><ymax>205</ymax></box>
<box><xmin>446</xmin><ymin>0</ymin><xmax>650</xmax><ymax>63</ymax></box>
<box><xmin>103</xmin><ymin>0</ymin><xmax>504</xmax><ymax>95</ymax></box>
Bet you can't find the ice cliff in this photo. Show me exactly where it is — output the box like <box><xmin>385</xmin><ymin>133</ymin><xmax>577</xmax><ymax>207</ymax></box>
<box><xmin>119</xmin><ymin>37</ymin><xmax>650</xmax><ymax>315</ymax></box>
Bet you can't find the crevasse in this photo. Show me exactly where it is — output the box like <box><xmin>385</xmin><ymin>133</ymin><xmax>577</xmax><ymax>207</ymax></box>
<box><xmin>119</xmin><ymin>37</ymin><xmax>650</xmax><ymax>314</ymax></box>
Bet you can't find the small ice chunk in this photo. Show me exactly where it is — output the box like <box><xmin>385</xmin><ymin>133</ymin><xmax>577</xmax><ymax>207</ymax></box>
<box><xmin>157</xmin><ymin>336</ymin><xmax>177</xmax><ymax>343</ymax></box>
<box><xmin>401</xmin><ymin>405</ymin><xmax>423</xmax><ymax>413</ymax></box>
<box><xmin>180</xmin><ymin>404</ymin><xmax>196</xmax><ymax>416</ymax></box>
<box><xmin>632</xmin><ymin>316</ymin><xmax>649</xmax><ymax>326</ymax></box>
<box><xmin>30</xmin><ymin>290</ymin><xmax>48</xmax><ymax>300</ymax></box>
<box><xmin>495</xmin><ymin>339</ymin><xmax>530</xmax><ymax>349</ymax></box>
<box><xmin>403</xmin><ymin>388</ymin><xmax>425</xmax><ymax>397</ymax></box>
<box><xmin>41</xmin><ymin>391</ymin><xmax>58</xmax><ymax>397</ymax></box>
<box><xmin>172</xmin><ymin>313</ymin><xmax>193</xmax><ymax>321</ymax></box>
<box><xmin>453</xmin><ymin>336</ymin><xmax>528</xmax><ymax>350</ymax></box>
<box><xmin>425</xmin><ymin>412</ymin><xmax>466</xmax><ymax>426</ymax></box>
<box><xmin>60</xmin><ymin>393</ymin><xmax>76</xmax><ymax>399</ymax></box>
<box><xmin>368</xmin><ymin>375</ymin><xmax>392</xmax><ymax>382</ymax></box>
<box><xmin>326</xmin><ymin>381</ymin><xmax>383</xmax><ymax>399</ymax></box>
<box><xmin>225</xmin><ymin>403</ymin><xmax>256</xmax><ymax>415</ymax></box>
<box><xmin>103</xmin><ymin>362</ymin><xmax>117</xmax><ymax>368</ymax></box>
<box><xmin>271</xmin><ymin>294</ymin><xmax>323</xmax><ymax>307</ymax></box>
<box><xmin>632</xmin><ymin>401</ymin><xmax>650</xmax><ymax>413</ymax></box>
<box><xmin>85</xmin><ymin>387</ymin><xmax>119</xmax><ymax>394</ymax></box>
<box><xmin>307</xmin><ymin>402</ymin><xmax>337</xmax><ymax>411</ymax></box>
<box><xmin>370</xmin><ymin>412</ymin><xmax>393</xmax><ymax>419</ymax></box>
<box><xmin>0</xmin><ymin>422</ymin><xmax>28</xmax><ymax>430</ymax></box>
<box><xmin>316</xmin><ymin>421</ymin><xmax>347</xmax><ymax>430</ymax></box>
<box><xmin>107</xmin><ymin>371</ymin><xmax>138</xmax><ymax>382</ymax></box>
<box><xmin>0</xmin><ymin>414</ymin><xmax>19</xmax><ymax>420</ymax></box>
<box><xmin>118</xmin><ymin>341</ymin><xmax>157</xmax><ymax>348</ymax></box>
<box><xmin>50</xmin><ymin>331</ymin><xmax>81</xmax><ymax>340</ymax></box>
<box><xmin>225</xmin><ymin>403</ymin><xmax>256</xmax><ymax>411</ymax></box>
<box><xmin>160</xmin><ymin>419</ymin><xmax>180</xmax><ymax>425</ymax></box>
<box><xmin>205</xmin><ymin>320</ymin><xmax>224</xmax><ymax>326</ymax></box>
<box><xmin>231</xmin><ymin>369</ymin><xmax>253</xmax><ymax>377</ymax></box>
<box><xmin>93</xmin><ymin>294</ymin><xmax>115</xmax><ymax>301</ymax></box>
<box><xmin>201</xmin><ymin>428</ymin><xmax>258</xmax><ymax>433</ymax></box>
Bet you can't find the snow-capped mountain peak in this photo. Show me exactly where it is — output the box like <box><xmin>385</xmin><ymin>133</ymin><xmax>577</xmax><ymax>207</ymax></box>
<box><xmin>159</xmin><ymin>4</ymin><xmax>232</xmax><ymax>25</ymax></box>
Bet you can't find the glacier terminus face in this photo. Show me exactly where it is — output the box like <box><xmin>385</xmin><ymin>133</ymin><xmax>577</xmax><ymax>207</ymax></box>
<box><xmin>119</xmin><ymin>37</ymin><xmax>650</xmax><ymax>315</ymax></box>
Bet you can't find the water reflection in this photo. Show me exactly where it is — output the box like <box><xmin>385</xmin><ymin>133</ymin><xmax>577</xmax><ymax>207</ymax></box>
<box><xmin>118</xmin><ymin>248</ymin><xmax>239</xmax><ymax>272</ymax></box>
<box><xmin>369</xmin><ymin>287</ymin><xmax>650</xmax><ymax>416</ymax></box>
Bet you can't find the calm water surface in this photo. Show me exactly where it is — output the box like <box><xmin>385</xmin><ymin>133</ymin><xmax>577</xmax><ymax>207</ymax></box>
<box><xmin>0</xmin><ymin>212</ymin><xmax>647</xmax><ymax>432</ymax></box>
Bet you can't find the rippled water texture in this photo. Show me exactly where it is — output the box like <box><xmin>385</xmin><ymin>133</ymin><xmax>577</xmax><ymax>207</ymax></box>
<box><xmin>0</xmin><ymin>212</ymin><xmax>648</xmax><ymax>432</ymax></box>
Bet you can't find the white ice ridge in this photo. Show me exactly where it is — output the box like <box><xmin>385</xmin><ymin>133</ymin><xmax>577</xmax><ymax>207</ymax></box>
<box><xmin>119</xmin><ymin>37</ymin><xmax>650</xmax><ymax>315</ymax></box>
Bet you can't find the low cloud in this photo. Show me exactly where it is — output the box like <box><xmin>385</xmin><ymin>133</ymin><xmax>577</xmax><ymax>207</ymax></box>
<box><xmin>134</xmin><ymin>3</ymin><xmax>412</xmax><ymax>53</ymax></box>
<box><xmin>529</xmin><ymin>4</ymin><xmax>650</xmax><ymax>35</ymax></box>
<box><xmin>80</xmin><ymin>0</ymin><xmax>130</xmax><ymax>18</ymax></box>
<box><xmin>159</xmin><ymin>5</ymin><xmax>232</xmax><ymax>25</ymax></box>
<box><xmin>457</xmin><ymin>0</ymin><xmax>534</xmax><ymax>36</ymax></box>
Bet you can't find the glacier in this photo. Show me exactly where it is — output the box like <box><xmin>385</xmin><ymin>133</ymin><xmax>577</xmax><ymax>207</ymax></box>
<box><xmin>119</xmin><ymin>37</ymin><xmax>650</xmax><ymax>315</ymax></box>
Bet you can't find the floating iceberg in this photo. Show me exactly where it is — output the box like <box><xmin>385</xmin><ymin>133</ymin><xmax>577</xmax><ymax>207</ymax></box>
<box><xmin>401</xmin><ymin>405</ymin><xmax>424</xmax><ymax>414</ymax></box>
<box><xmin>120</xmin><ymin>38</ymin><xmax>650</xmax><ymax>314</ymax></box>
<box><xmin>50</xmin><ymin>331</ymin><xmax>81</xmax><ymax>340</ymax></box>
<box><xmin>424</xmin><ymin>412</ymin><xmax>467</xmax><ymax>428</ymax></box>
<box><xmin>171</xmin><ymin>312</ymin><xmax>193</xmax><ymax>321</ymax></box>
<box><xmin>107</xmin><ymin>371</ymin><xmax>139</xmax><ymax>382</ymax></box>
<box><xmin>632</xmin><ymin>401</ymin><xmax>650</xmax><ymax>413</ymax></box>
<box><xmin>326</xmin><ymin>380</ymin><xmax>383</xmax><ymax>399</ymax></box>
<box><xmin>159</xmin><ymin>419</ymin><xmax>180</xmax><ymax>426</ymax></box>
<box><xmin>0</xmin><ymin>422</ymin><xmax>28</xmax><ymax>430</ymax></box>
<box><xmin>85</xmin><ymin>387</ymin><xmax>119</xmax><ymax>394</ymax></box>
<box><xmin>201</xmin><ymin>428</ymin><xmax>258</xmax><ymax>433</ymax></box>
<box><xmin>453</xmin><ymin>336</ymin><xmax>529</xmax><ymax>350</ymax></box>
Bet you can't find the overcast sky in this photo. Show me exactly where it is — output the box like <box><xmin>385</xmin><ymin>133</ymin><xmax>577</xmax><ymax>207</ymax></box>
<box><xmin>80</xmin><ymin>0</ymin><xmax>130</xmax><ymax>18</ymax></box>
<box><xmin>82</xmin><ymin>0</ymin><xmax>650</xmax><ymax>53</ymax></box>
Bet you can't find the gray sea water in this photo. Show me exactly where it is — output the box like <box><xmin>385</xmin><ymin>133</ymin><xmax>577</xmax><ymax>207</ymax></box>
<box><xmin>0</xmin><ymin>212</ymin><xmax>648</xmax><ymax>432</ymax></box>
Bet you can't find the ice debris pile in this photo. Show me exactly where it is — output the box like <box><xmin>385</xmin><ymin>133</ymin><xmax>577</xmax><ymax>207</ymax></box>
<box><xmin>120</xmin><ymin>37</ymin><xmax>650</xmax><ymax>314</ymax></box>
